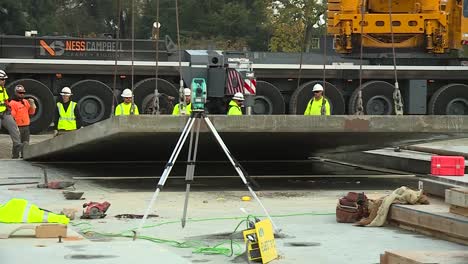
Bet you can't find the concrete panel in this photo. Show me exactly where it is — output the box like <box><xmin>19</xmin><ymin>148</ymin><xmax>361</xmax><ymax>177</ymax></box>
<box><xmin>24</xmin><ymin>115</ymin><xmax>468</xmax><ymax>162</ymax></box>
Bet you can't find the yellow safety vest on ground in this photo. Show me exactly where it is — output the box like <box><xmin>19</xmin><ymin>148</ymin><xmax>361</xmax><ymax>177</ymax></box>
<box><xmin>0</xmin><ymin>198</ymin><xmax>69</xmax><ymax>224</ymax></box>
<box><xmin>115</xmin><ymin>103</ymin><xmax>139</xmax><ymax>116</ymax></box>
<box><xmin>57</xmin><ymin>101</ymin><xmax>77</xmax><ymax>130</ymax></box>
<box><xmin>172</xmin><ymin>103</ymin><xmax>192</xmax><ymax>116</ymax></box>
<box><xmin>304</xmin><ymin>97</ymin><xmax>331</xmax><ymax>115</ymax></box>
<box><xmin>0</xmin><ymin>85</ymin><xmax>9</xmax><ymax>113</ymax></box>
<box><xmin>227</xmin><ymin>100</ymin><xmax>242</xmax><ymax>115</ymax></box>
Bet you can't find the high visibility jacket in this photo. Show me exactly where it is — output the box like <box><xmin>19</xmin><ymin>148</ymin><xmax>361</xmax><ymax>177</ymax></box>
<box><xmin>172</xmin><ymin>103</ymin><xmax>192</xmax><ymax>116</ymax></box>
<box><xmin>10</xmin><ymin>98</ymin><xmax>35</xmax><ymax>126</ymax></box>
<box><xmin>115</xmin><ymin>103</ymin><xmax>139</xmax><ymax>116</ymax></box>
<box><xmin>304</xmin><ymin>97</ymin><xmax>330</xmax><ymax>115</ymax></box>
<box><xmin>0</xmin><ymin>198</ymin><xmax>69</xmax><ymax>224</ymax></box>
<box><xmin>0</xmin><ymin>85</ymin><xmax>9</xmax><ymax>113</ymax></box>
<box><xmin>57</xmin><ymin>101</ymin><xmax>77</xmax><ymax>130</ymax></box>
<box><xmin>227</xmin><ymin>100</ymin><xmax>242</xmax><ymax>115</ymax></box>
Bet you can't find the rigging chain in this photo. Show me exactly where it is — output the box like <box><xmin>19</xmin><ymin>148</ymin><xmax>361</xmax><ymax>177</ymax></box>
<box><xmin>111</xmin><ymin>0</ymin><xmax>122</xmax><ymax>116</ymax></box>
<box><xmin>321</xmin><ymin>12</ymin><xmax>327</xmax><ymax>116</ymax></box>
<box><xmin>175</xmin><ymin>0</ymin><xmax>186</xmax><ymax>115</ymax></box>
<box><xmin>152</xmin><ymin>0</ymin><xmax>161</xmax><ymax>115</ymax></box>
<box><xmin>388</xmin><ymin>0</ymin><xmax>404</xmax><ymax>115</ymax></box>
<box><xmin>355</xmin><ymin>0</ymin><xmax>366</xmax><ymax>115</ymax></box>
<box><xmin>130</xmin><ymin>0</ymin><xmax>136</xmax><ymax>115</ymax></box>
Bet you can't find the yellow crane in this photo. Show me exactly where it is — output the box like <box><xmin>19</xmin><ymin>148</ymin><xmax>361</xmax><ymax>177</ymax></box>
<box><xmin>328</xmin><ymin>0</ymin><xmax>468</xmax><ymax>53</ymax></box>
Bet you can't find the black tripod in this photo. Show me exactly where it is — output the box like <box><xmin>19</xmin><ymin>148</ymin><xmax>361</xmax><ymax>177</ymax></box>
<box><xmin>135</xmin><ymin>110</ymin><xmax>278</xmax><ymax>236</ymax></box>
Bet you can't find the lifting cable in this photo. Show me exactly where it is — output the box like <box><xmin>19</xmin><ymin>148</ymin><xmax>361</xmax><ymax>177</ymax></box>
<box><xmin>130</xmin><ymin>0</ymin><xmax>136</xmax><ymax>115</ymax></box>
<box><xmin>152</xmin><ymin>0</ymin><xmax>161</xmax><ymax>115</ymax></box>
<box><xmin>175</xmin><ymin>0</ymin><xmax>186</xmax><ymax>114</ymax></box>
<box><xmin>111</xmin><ymin>0</ymin><xmax>123</xmax><ymax>116</ymax></box>
<box><xmin>388</xmin><ymin>0</ymin><xmax>404</xmax><ymax>115</ymax></box>
<box><xmin>321</xmin><ymin>12</ymin><xmax>327</xmax><ymax>116</ymax></box>
<box><xmin>355</xmin><ymin>0</ymin><xmax>366</xmax><ymax>115</ymax></box>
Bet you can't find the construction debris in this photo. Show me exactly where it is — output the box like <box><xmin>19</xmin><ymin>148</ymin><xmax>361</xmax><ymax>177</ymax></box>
<box><xmin>62</xmin><ymin>191</ymin><xmax>84</xmax><ymax>200</ymax></box>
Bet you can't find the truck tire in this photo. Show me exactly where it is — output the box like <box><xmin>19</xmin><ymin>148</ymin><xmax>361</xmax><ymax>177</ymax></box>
<box><xmin>348</xmin><ymin>81</ymin><xmax>395</xmax><ymax>115</ymax></box>
<box><xmin>428</xmin><ymin>84</ymin><xmax>468</xmax><ymax>115</ymax></box>
<box><xmin>252</xmin><ymin>81</ymin><xmax>285</xmax><ymax>114</ymax></box>
<box><xmin>71</xmin><ymin>80</ymin><xmax>113</xmax><ymax>126</ymax></box>
<box><xmin>289</xmin><ymin>81</ymin><xmax>345</xmax><ymax>115</ymax></box>
<box><xmin>133</xmin><ymin>78</ymin><xmax>178</xmax><ymax>114</ymax></box>
<box><xmin>6</xmin><ymin>79</ymin><xmax>55</xmax><ymax>134</ymax></box>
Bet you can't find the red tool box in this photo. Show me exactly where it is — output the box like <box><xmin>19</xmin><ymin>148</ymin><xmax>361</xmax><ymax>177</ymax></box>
<box><xmin>431</xmin><ymin>156</ymin><xmax>465</xmax><ymax>176</ymax></box>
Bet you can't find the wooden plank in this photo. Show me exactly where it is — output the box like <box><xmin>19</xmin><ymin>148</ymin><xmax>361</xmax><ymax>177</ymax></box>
<box><xmin>445</xmin><ymin>188</ymin><xmax>468</xmax><ymax>208</ymax></box>
<box><xmin>450</xmin><ymin>205</ymin><xmax>468</xmax><ymax>217</ymax></box>
<box><xmin>381</xmin><ymin>251</ymin><xmax>468</xmax><ymax>264</ymax></box>
<box><xmin>389</xmin><ymin>204</ymin><xmax>468</xmax><ymax>242</ymax></box>
<box><xmin>0</xmin><ymin>224</ymin><xmax>67</xmax><ymax>239</ymax></box>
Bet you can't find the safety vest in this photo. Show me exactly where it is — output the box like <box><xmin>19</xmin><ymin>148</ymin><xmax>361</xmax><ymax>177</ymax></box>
<box><xmin>172</xmin><ymin>103</ymin><xmax>192</xmax><ymax>116</ymax></box>
<box><xmin>0</xmin><ymin>198</ymin><xmax>69</xmax><ymax>224</ymax></box>
<box><xmin>0</xmin><ymin>85</ymin><xmax>9</xmax><ymax>113</ymax></box>
<box><xmin>57</xmin><ymin>101</ymin><xmax>77</xmax><ymax>130</ymax></box>
<box><xmin>227</xmin><ymin>100</ymin><xmax>242</xmax><ymax>115</ymax></box>
<box><xmin>304</xmin><ymin>97</ymin><xmax>330</xmax><ymax>115</ymax></box>
<box><xmin>115</xmin><ymin>103</ymin><xmax>139</xmax><ymax>116</ymax></box>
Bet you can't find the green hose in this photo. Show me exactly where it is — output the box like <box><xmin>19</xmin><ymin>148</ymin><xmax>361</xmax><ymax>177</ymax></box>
<box><xmin>71</xmin><ymin>211</ymin><xmax>334</xmax><ymax>257</ymax></box>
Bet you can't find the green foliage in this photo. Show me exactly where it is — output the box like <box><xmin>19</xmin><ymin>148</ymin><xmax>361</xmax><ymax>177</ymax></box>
<box><xmin>0</xmin><ymin>0</ymin><xmax>326</xmax><ymax>52</ymax></box>
<box><xmin>267</xmin><ymin>0</ymin><xmax>326</xmax><ymax>52</ymax></box>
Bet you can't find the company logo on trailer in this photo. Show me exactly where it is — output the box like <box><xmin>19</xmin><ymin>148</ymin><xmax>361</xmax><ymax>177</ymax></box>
<box><xmin>40</xmin><ymin>40</ymin><xmax>65</xmax><ymax>56</ymax></box>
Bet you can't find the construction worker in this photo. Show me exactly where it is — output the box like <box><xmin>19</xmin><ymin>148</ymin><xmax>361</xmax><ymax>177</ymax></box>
<box><xmin>0</xmin><ymin>70</ymin><xmax>23</xmax><ymax>159</ymax></box>
<box><xmin>227</xmin><ymin>92</ymin><xmax>244</xmax><ymax>115</ymax></box>
<box><xmin>304</xmin><ymin>83</ymin><xmax>331</xmax><ymax>115</ymax></box>
<box><xmin>0</xmin><ymin>198</ymin><xmax>69</xmax><ymax>224</ymax></box>
<box><xmin>115</xmin><ymin>88</ymin><xmax>139</xmax><ymax>116</ymax></box>
<box><xmin>54</xmin><ymin>87</ymin><xmax>82</xmax><ymax>136</ymax></box>
<box><xmin>9</xmin><ymin>85</ymin><xmax>36</xmax><ymax>157</ymax></box>
<box><xmin>172</xmin><ymin>88</ymin><xmax>192</xmax><ymax>116</ymax></box>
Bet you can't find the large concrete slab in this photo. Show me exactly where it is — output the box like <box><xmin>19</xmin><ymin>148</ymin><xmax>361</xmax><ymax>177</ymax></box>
<box><xmin>24</xmin><ymin>115</ymin><xmax>468</xmax><ymax>162</ymax></box>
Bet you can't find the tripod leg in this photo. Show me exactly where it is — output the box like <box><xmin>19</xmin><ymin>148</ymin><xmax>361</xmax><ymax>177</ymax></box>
<box><xmin>203</xmin><ymin>117</ymin><xmax>280</xmax><ymax>233</ymax></box>
<box><xmin>135</xmin><ymin>117</ymin><xmax>196</xmax><ymax>237</ymax></box>
<box><xmin>181</xmin><ymin>117</ymin><xmax>201</xmax><ymax>228</ymax></box>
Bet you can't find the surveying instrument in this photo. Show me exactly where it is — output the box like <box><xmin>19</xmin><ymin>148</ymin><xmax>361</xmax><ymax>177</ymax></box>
<box><xmin>135</xmin><ymin>77</ymin><xmax>278</xmax><ymax>237</ymax></box>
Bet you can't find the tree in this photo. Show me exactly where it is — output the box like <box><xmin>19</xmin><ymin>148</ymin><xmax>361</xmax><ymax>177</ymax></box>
<box><xmin>267</xmin><ymin>0</ymin><xmax>326</xmax><ymax>52</ymax></box>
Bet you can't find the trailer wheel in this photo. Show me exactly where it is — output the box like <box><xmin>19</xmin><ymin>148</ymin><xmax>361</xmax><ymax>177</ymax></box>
<box><xmin>71</xmin><ymin>80</ymin><xmax>113</xmax><ymax>126</ymax></box>
<box><xmin>289</xmin><ymin>81</ymin><xmax>345</xmax><ymax>115</ymax></box>
<box><xmin>6</xmin><ymin>79</ymin><xmax>55</xmax><ymax>134</ymax></box>
<box><xmin>133</xmin><ymin>78</ymin><xmax>178</xmax><ymax>114</ymax></box>
<box><xmin>348</xmin><ymin>81</ymin><xmax>395</xmax><ymax>115</ymax></box>
<box><xmin>252</xmin><ymin>81</ymin><xmax>285</xmax><ymax>114</ymax></box>
<box><xmin>428</xmin><ymin>84</ymin><xmax>468</xmax><ymax>115</ymax></box>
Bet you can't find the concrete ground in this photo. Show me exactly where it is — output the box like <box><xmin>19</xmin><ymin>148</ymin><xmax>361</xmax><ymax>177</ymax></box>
<box><xmin>1</xmin><ymin>161</ymin><xmax>467</xmax><ymax>264</ymax></box>
<box><xmin>0</xmin><ymin>134</ymin><xmax>51</xmax><ymax>159</ymax></box>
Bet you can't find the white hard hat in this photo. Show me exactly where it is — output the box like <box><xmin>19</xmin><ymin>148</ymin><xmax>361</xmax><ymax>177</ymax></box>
<box><xmin>183</xmin><ymin>88</ymin><xmax>191</xmax><ymax>96</ymax></box>
<box><xmin>121</xmin><ymin>88</ymin><xmax>133</xmax><ymax>98</ymax></box>
<box><xmin>0</xmin><ymin>70</ymin><xmax>8</xmax><ymax>79</ymax></box>
<box><xmin>312</xmin><ymin>83</ymin><xmax>324</xmax><ymax>92</ymax></box>
<box><xmin>15</xmin><ymin>85</ymin><xmax>25</xmax><ymax>93</ymax></box>
<box><xmin>60</xmin><ymin>87</ymin><xmax>72</xmax><ymax>95</ymax></box>
<box><xmin>233</xmin><ymin>92</ymin><xmax>244</xmax><ymax>101</ymax></box>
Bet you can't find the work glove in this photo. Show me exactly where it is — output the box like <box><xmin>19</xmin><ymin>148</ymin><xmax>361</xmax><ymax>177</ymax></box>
<box><xmin>28</xmin><ymin>99</ymin><xmax>36</xmax><ymax>109</ymax></box>
<box><xmin>53</xmin><ymin>130</ymin><xmax>58</xmax><ymax>137</ymax></box>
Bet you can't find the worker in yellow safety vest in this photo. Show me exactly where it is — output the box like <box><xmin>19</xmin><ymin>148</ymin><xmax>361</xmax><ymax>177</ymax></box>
<box><xmin>54</xmin><ymin>87</ymin><xmax>82</xmax><ymax>136</ymax></box>
<box><xmin>172</xmin><ymin>88</ymin><xmax>192</xmax><ymax>116</ymax></box>
<box><xmin>115</xmin><ymin>89</ymin><xmax>139</xmax><ymax>116</ymax></box>
<box><xmin>0</xmin><ymin>198</ymin><xmax>69</xmax><ymax>224</ymax></box>
<box><xmin>227</xmin><ymin>92</ymin><xmax>244</xmax><ymax>115</ymax></box>
<box><xmin>304</xmin><ymin>84</ymin><xmax>330</xmax><ymax>115</ymax></box>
